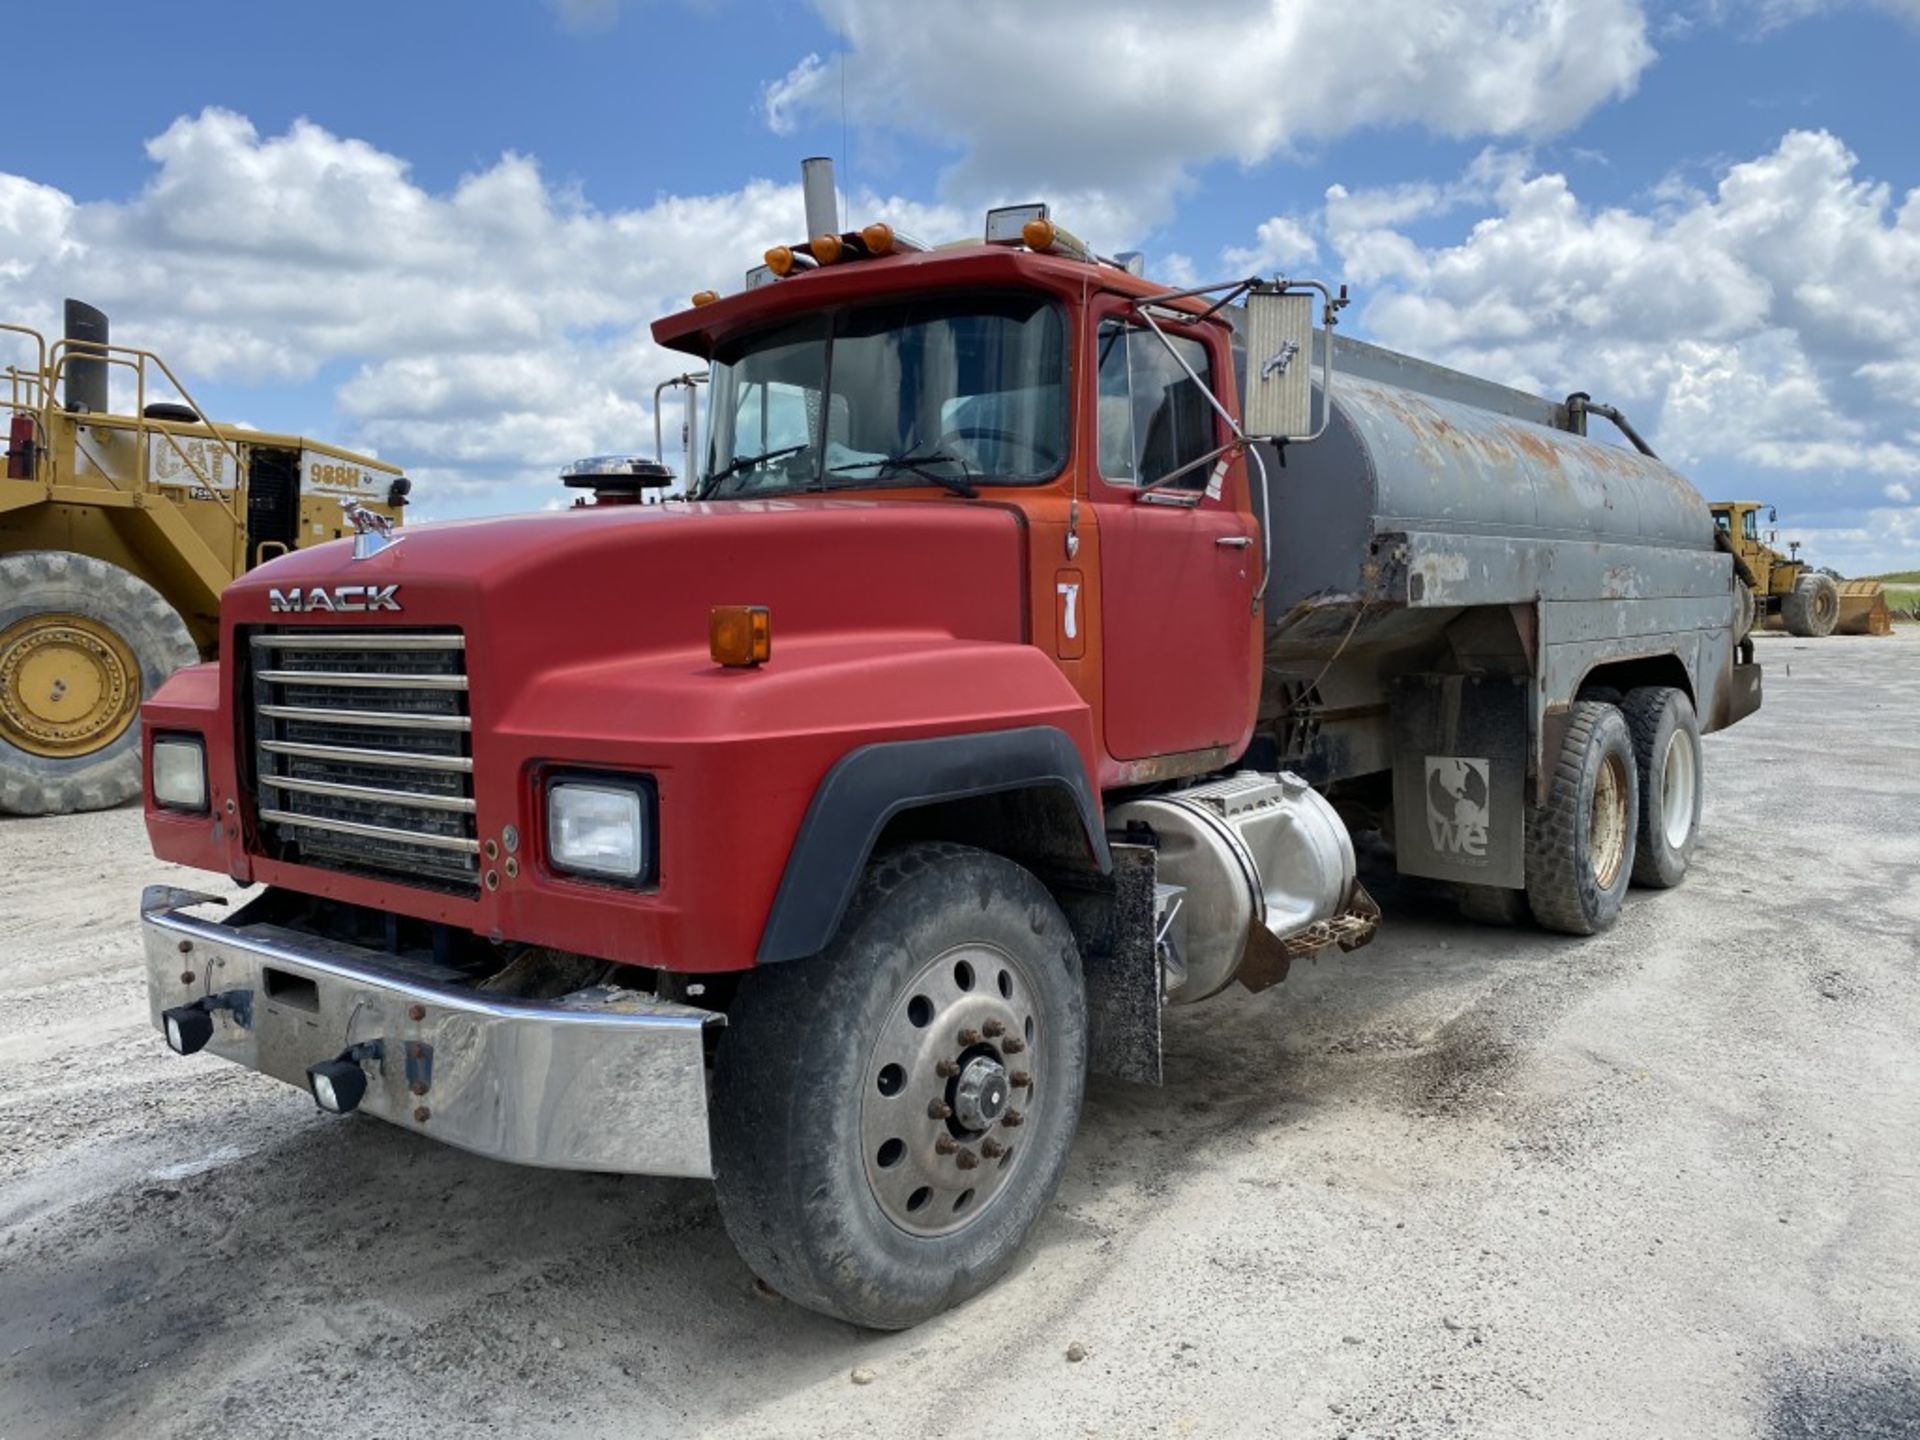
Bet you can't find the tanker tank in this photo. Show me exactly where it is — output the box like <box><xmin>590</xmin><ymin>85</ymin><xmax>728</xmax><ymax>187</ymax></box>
<box><xmin>1236</xmin><ymin>331</ymin><xmax>1744</xmax><ymax>783</ymax></box>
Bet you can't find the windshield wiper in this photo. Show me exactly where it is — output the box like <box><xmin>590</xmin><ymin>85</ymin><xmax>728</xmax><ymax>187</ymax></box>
<box><xmin>699</xmin><ymin>442</ymin><xmax>809</xmax><ymax>498</ymax></box>
<box><xmin>826</xmin><ymin>448</ymin><xmax>979</xmax><ymax>499</ymax></box>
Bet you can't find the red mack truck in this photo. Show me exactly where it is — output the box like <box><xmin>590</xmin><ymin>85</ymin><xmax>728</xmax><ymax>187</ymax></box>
<box><xmin>138</xmin><ymin>159</ymin><xmax>1761</xmax><ymax>1328</ymax></box>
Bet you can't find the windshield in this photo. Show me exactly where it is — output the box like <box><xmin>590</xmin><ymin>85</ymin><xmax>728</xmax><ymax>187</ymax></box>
<box><xmin>699</xmin><ymin>294</ymin><xmax>1067</xmax><ymax>498</ymax></box>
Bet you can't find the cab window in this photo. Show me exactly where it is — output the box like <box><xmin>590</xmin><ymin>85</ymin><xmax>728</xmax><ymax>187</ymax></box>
<box><xmin>1742</xmin><ymin>510</ymin><xmax>1759</xmax><ymax>541</ymax></box>
<box><xmin>1096</xmin><ymin>320</ymin><xmax>1217</xmax><ymax>490</ymax></box>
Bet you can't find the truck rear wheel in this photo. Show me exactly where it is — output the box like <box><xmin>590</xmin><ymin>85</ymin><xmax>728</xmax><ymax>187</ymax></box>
<box><xmin>0</xmin><ymin>551</ymin><xmax>198</xmax><ymax>816</ymax></box>
<box><xmin>1782</xmin><ymin>572</ymin><xmax>1840</xmax><ymax>638</ymax></box>
<box><xmin>1524</xmin><ymin>701</ymin><xmax>1638</xmax><ymax>936</ymax></box>
<box><xmin>709</xmin><ymin>842</ymin><xmax>1087</xmax><ymax>1329</ymax></box>
<box><xmin>1622</xmin><ymin>687</ymin><xmax>1702</xmax><ymax>889</ymax></box>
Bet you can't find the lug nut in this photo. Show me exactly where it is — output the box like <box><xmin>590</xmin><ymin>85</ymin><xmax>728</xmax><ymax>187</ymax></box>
<box><xmin>1002</xmin><ymin>1109</ymin><xmax>1025</xmax><ymax>1128</ymax></box>
<box><xmin>934</xmin><ymin>1135</ymin><xmax>958</xmax><ymax>1155</ymax></box>
<box><xmin>927</xmin><ymin>1099</ymin><xmax>953</xmax><ymax>1120</ymax></box>
<box><xmin>935</xmin><ymin>1059</ymin><xmax>960</xmax><ymax>1078</ymax></box>
<box><xmin>1011</xmin><ymin>1070</ymin><xmax>1032</xmax><ymax>1088</ymax></box>
<box><xmin>957</xmin><ymin>1028</ymin><xmax>981</xmax><ymax>1047</ymax></box>
<box><xmin>955</xmin><ymin>1148</ymin><xmax>980</xmax><ymax>1170</ymax></box>
<box><xmin>1003</xmin><ymin>1037</ymin><xmax>1026</xmax><ymax>1054</ymax></box>
<box><xmin>981</xmin><ymin>1138</ymin><xmax>1007</xmax><ymax>1159</ymax></box>
<box><xmin>982</xmin><ymin>1018</ymin><xmax>1006</xmax><ymax>1038</ymax></box>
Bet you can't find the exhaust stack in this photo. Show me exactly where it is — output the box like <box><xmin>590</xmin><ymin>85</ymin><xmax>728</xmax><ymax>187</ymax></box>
<box><xmin>801</xmin><ymin>157</ymin><xmax>838</xmax><ymax>240</ymax></box>
<box><xmin>62</xmin><ymin>299</ymin><xmax>110</xmax><ymax>415</ymax></box>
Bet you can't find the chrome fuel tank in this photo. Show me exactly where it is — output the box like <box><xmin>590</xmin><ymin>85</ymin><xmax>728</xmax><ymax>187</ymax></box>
<box><xmin>1110</xmin><ymin>772</ymin><xmax>1355</xmax><ymax>1004</ymax></box>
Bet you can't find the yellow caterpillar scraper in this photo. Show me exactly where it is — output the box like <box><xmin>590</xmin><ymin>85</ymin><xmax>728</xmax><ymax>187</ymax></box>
<box><xmin>2</xmin><ymin>300</ymin><xmax>410</xmax><ymax>815</ymax></box>
<box><xmin>1709</xmin><ymin>500</ymin><xmax>1890</xmax><ymax>638</ymax></box>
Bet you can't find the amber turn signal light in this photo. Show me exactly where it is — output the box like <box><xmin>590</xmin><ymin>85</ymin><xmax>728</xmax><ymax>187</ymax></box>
<box><xmin>710</xmin><ymin>605</ymin><xmax>771</xmax><ymax>668</ymax></box>
<box><xmin>690</xmin><ymin>289</ymin><xmax>719</xmax><ymax>307</ymax></box>
<box><xmin>1021</xmin><ymin>217</ymin><xmax>1057</xmax><ymax>251</ymax></box>
<box><xmin>811</xmin><ymin>232</ymin><xmax>844</xmax><ymax>265</ymax></box>
<box><xmin>765</xmin><ymin>245</ymin><xmax>798</xmax><ymax>277</ymax></box>
<box><xmin>861</xmin><ymin>222</ymin><xmax>895</xmax><ymax>256</ymax></box>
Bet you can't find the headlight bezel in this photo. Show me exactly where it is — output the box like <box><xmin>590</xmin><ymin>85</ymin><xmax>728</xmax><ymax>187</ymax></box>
<box><xmin>543</xmin><ymin>771</ymin><xmax>657</xmax><ymax>887</ymax></box>
<box><xmin>150</xmin><ymin>732</ymin><xmax>209</xmax><ymax>814</ymax></box>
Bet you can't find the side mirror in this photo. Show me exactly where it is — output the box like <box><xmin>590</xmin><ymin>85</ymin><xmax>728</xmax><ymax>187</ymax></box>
<box><xmin>1769</xmin><ymin>507</ymin><xmax>1777</xmax><ymax>522</ymax></box>
<box><xmin>1242</xmin><ymin>288</ymin><xmax>1317</xmax><ymax>441</ymax></box>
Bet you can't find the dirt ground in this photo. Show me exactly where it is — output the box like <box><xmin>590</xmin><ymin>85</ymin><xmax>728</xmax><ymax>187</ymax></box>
<box><xmin>3</xmin><ymin>632</ymin><xmax>1918</xmax><ymax>1440</ymax></box>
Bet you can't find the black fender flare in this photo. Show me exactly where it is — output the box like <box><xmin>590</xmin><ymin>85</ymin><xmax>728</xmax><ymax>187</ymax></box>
<box><xmin>756</xmin><ymin>725</ymin><xmax>1111</xmax><ymax>963</ymax></box>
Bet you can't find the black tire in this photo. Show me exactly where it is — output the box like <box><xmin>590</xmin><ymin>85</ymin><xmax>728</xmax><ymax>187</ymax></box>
<box><xmin>709</xmin><ymin>842</ymin><xmax>1088</xmax><ymax>1329</ymax></box>
<box><xmin>1524</xmin><ymin>701</ymin><xmax>1638</xmax><ymax>936</ymax></box>
<box><xmin>1577</xmin><ymin>685</ymin><xmax>1623</xmax><ymax>707</ymax></box>
<box><xmin>1782</xmin><ymin>572</ymin><xmax>1840</xmax><ymax>638</ymax></box>
<box><xmin>1454</xmin><ymin>882</ymin><xmax>1531</xmax><ymax>927</ymax></box>
<box><xmin>0</xmin><ymin>551</ymin><xmax>198</xmax><ymax>816</ymax></box>
<box><xmin>1622</xmin><ymin>687</ymin><xmax>1702</xmax><ymax>889</ymax></box>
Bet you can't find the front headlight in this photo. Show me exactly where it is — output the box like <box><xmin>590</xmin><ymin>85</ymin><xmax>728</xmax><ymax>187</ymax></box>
<box><xmin>546</xmin><ymin>778</ymin><xmax>650</xmax><ymax>882</ymax></box>
<box><xmin>151</xmin><ymin>734</ymin><xmax>208</xmax><ymax>812</ymax></box>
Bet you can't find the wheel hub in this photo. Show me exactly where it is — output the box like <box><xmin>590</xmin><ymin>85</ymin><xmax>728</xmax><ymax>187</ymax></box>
<box><xmin>1589</xmin><ymin>751</ymin><xmax>1629</xmax><ymax>889</ymax></box>
<box><xmin>861</xmin><ymin>943</ymin><xmax>1039</xmax><ymax>1238</ymax></box>
<box><xmin>952</xmin><ymin>1055</ymin><xmax>1012</xmax><ymax>1130</ymax></box>
<box><xmin>0</xmin><ymin>613</ymin><xmax>141</xmax><ymax>758</ymax></box>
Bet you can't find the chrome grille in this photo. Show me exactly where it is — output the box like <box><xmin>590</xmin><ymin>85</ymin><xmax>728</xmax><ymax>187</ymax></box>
<box><xmin>249</xmin><ymin>630</ymin><xmax>478</xmax><ymax>894</ymax></box>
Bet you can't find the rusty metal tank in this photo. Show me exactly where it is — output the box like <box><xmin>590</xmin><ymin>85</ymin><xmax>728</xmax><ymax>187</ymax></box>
<box><xmin>1254</xmin><ymin>337</ymin><xmax>1720</xmax><ymax>622</ymax></box>
<box><xmin>1238</xmin><ymin>331</ymin><xmax>1742</xmax><ymax>783</ymax></box>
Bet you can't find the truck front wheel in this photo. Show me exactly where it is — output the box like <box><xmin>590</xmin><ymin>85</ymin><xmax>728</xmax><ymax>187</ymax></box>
<box><xmin>1524</xmin><ymin>701</ymin><xmax>1639</xmax><ymax>936</ymax></box>
<box><xmin>710</xmin><ymin>842</ymin><xmax>1088</xmax><ymax>1329</ymax></box>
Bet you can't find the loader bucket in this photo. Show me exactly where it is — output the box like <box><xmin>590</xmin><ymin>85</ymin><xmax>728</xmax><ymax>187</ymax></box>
<box><xmin>1836</xmin><ymin>579</ymin><xmax>1892</xmax><ymax>636</ymax></box>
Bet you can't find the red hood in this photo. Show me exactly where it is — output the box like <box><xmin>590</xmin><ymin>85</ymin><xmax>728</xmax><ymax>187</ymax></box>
<box><xmin>221</xmin><ymin>498</ymin><xmax>1027</xmax><ymax>665</ymax></box>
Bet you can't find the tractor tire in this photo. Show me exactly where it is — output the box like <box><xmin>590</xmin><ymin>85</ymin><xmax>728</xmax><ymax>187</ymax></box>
<box><xmin>1782</xmin><ymin>572</ymin><xmax>1840</xmax><ymax>638</ymax></box>
<box><xmin>709</xmin><ymin>842</ymin><xmax>1088</xmax><ymax>1329</ymax></box>
<box><xmin>0</xmin><ymin>551</ymin><xmax>198</xmax><ymax>816</ymax></box>
<box><xmin>1524</xmin><ymin>700</ymin><xmax>1638</xmax><ymax>936</ymax></box>
<box><xmin>1453</xmin><ymin>882</ymin><xmax>1530</xmax><ymax>927</ymax></box>
<box><xmin>1622</xmin><ymin>687</ymin><xmax>1703</xmax><ymax>889</ymax></box>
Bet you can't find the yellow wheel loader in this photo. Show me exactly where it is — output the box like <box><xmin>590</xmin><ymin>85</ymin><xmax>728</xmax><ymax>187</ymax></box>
<box><xmin>1709</xmin><ymin>500</ymin><xmax>1891</xmax><ymax>640</ymax></box>
<box><xmin>2</xmin><ymin>300</ymin><xmax>409</xmax><ymax>815</ymax></box>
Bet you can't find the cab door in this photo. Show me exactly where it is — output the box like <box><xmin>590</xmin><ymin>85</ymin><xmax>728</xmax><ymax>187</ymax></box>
<box><xmin>1092</xmin><ymin>310</ymin><xmax>1261</xmax><ymax>762</ymax></box>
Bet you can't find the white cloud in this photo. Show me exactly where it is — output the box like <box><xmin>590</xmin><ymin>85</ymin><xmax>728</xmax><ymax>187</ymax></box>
<box><xmin>1233</xmin><ymin>129</ymin><xmax>1920</xmax><ymax>570</ymax></box>
<box><xmin>1887</xmin><ymin>482</ymin><xmax>1914</xmax><ymax>503</ymax></box>
<box><xmin>768</xmin><ymin>0</ymin><xmax>1654</xmax><ymax>237</ymax></box>
<box><xmin>1223</xmin><ymin>216</ymin><xmax>1319</xmax><ymax>273</ymax></box>
<box><xmin>0</xmin><ymin>109</ymin><xmax>960</xmax><ymax>510</ymax></box>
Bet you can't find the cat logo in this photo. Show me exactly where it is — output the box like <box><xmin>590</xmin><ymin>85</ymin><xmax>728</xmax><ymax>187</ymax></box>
<box><xmin>267</xmin><ymin>584</ymin><xmax>402</xmax><ymax>614</ymax></box>
<box><xmin>1425</xmin><ymin>756</ymin><xmax>1491</xmax><ymax>859</ymax></box>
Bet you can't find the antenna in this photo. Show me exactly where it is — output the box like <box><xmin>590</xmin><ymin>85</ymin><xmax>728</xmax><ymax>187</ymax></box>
<box><xmin>839</xmin><ymin>52</ymin><xmax>849</xmax><ymax>229</ymax></box>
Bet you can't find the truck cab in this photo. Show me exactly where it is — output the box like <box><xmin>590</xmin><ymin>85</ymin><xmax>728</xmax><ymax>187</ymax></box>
<box><xmin>136</xmin><ymin>164</ymin><xmax>1757</xmax><ymax>1329</ymax></box>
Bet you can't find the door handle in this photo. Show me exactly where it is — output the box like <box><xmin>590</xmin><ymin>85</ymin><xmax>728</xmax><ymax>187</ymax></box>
<box><xmin>1215</xmin><ymin>535</ymin><xmax>1253</xmax><ymax>549</ymax></box>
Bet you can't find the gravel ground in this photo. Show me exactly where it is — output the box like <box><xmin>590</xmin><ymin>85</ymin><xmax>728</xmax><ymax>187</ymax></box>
<box><xmin>2</xmin><ymin>632</ymin><xmax>1918</xmax><ymax>1440</ymax></box>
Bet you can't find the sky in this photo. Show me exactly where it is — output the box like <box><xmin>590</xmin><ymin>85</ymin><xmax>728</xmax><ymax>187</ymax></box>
<box><xmin>2</xmin><ymin>0</ymin><xmax>1917</xmax><ymax>572</ymax></box>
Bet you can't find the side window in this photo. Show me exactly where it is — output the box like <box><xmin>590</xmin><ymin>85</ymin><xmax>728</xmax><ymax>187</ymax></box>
<box><xmin>1742</xmin><ymin>510</ymin><xmax>1759</xmax><ymax>541</ymax></box>
<box><xmin>1096</xmin><ymin>320</ymin><xmax>1217</xmax><ymax>490</ymax></box>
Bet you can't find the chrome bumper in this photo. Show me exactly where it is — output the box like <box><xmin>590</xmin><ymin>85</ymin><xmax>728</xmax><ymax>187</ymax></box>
<box><xmin>141</xmin><ymin>886</ymin><xmax>719</xmax><ymax>1178</ymax></box>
